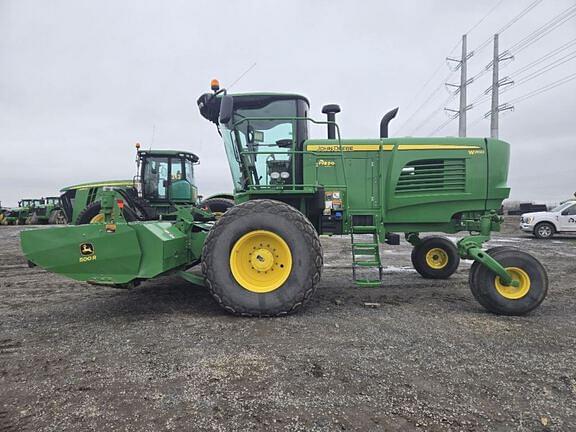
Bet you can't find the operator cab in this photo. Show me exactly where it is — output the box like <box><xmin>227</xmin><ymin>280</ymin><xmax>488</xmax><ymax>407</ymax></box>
<box><xmin>137</xmin><ymin>150</ymin><xmax>199</xmax><ymax>203</ymax></box>
<box><xmin>198</xmin><ymin>90</ymin><xmax>309</xmax><ymax>192</ymax></box>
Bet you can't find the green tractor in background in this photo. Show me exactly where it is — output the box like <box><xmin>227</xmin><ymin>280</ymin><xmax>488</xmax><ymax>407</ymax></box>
<box><xmin>25</xmin><ymin>196</ymin><xmax>67</xmax><ymax>225</ymax></box>
<box><xmin>0</xmin><ymin>201</ymin><xmax>7</xmax><ymax>224</ymax></box>
<box><xmin>60</xmin><ymin>147</ymin><xmax>233</xmax><ymax>225</ymax></box>
<box><xmin>2</xmin><ymin>199</ymin><xmax>43</xmax><ymax>225</ymax></box>
<box><xmin>20</xmin><ymin>81</ymin><xmax>549</xmax><ymax>318</ymax></box>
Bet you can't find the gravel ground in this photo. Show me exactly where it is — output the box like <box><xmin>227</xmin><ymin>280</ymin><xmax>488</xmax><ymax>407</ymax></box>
<box><xmin>1</xmin><ymin>217</ymin><xmax>575</xmax><ymax>431</ymax></box>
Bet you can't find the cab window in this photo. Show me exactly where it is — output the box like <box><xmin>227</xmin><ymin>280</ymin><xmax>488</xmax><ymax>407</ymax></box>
<box><xmin>143</xmin><ymin>157</ymin><xmax>169</xmax><ymax>200</ymax></box>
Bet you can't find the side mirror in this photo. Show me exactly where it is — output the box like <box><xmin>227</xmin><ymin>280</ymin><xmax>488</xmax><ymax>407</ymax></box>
<box><xmin>219</xmin><ymin>95</ymin><xmax>234</xmax><ymax>124</ymax></box>
<box><xmin>276</xmin><ymin>139</ymin><xmax>293</xmax><ymax>148</ymax></box>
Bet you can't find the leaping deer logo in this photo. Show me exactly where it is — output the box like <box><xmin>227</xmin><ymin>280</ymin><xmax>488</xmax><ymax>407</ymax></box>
<box><xmin>80</xmin><ymin>243</ymin><xmax>94</xmax><ymax>256</ymax></box>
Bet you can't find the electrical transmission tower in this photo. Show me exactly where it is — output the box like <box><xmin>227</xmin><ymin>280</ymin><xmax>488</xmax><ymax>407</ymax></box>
<box><xmin>446</xmin><ymin>35</ymin><xmax>474</xmax><ymax>137</ymax></box>
<box><xmin>488</xmin><ymin>34</ymin><xmax>514</xmax><ymax>138</ymax></box>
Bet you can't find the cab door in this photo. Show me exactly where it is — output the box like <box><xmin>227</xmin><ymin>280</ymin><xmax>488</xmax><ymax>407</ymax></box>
<box><xmin>558</xmin><ymin>203</ymin><xmax>576</xmax><ymax>231</ymax></box>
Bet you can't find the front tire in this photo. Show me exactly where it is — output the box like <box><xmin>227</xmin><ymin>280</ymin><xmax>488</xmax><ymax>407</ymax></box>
<box><xmin>202</xmin><ymin>199</ymin><xmax>323</xmax><ymax>317</ymax></box>
<box><xmin>469</xmin><ymin>248</ymin><xmax>548</xmax><ymax>315</ymax></box>
<box><xmin>411</xmin><ymin>236</ymin><xmax>460</xmax><ymax>279</ymax></box>
<box><xmin>533</xmin><ymin>222</ymin><xmax>554</xmax><ymax>239</ymax></box>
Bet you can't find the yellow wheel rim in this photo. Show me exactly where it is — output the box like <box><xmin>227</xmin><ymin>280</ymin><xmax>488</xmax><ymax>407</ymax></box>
<box><xmin>425</xmin><ymin>247</ymin><xmax>449</xmax><ymax>270</ymax></box>
<box><xmin>495</xmin><ymin>267</ymin><xmax>531</xmax><ymax>300</ymax></box>
<box><xmin>230</xmin><ymin>230</ymin><xmax>292</xmax><ymax>293</ymax></box>
<box><xmin>90</xmin><ymin>213</ymin><xmax>105</xmax><ymax>224</ymax></box>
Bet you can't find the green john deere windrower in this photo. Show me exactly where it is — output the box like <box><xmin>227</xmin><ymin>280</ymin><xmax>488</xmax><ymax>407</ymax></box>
<box><xmin>20</xmin><ymin>80</ymin><xmax>548</xmax><ymax>317</ymax></box>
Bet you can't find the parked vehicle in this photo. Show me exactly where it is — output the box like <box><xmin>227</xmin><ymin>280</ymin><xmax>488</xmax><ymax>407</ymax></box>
<box><xmin>520</xmin><ymin>199</ymin><xmax>576</xmax><ymax>239</ymax></box>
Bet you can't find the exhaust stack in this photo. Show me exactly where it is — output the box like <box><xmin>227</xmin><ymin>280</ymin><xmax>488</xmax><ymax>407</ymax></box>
<box><xmin>322</xmin><ymin>104</ymin><xmax>341</xmax><ymax>139</ymax></box>
<box><xmin>380</xmin><ymin>107</ymin><xmax>399</xmax><ymax>138</ymax></box>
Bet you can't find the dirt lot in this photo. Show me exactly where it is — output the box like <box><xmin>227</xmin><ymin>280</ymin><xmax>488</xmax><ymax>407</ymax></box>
<box><xmin>1</xmin><ymin>217</ymin><xmax>575</xmax><ymax>431</ymax></box>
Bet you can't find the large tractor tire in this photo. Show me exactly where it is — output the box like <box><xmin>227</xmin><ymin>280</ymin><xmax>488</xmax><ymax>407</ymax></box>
<box><xmin>411</xmin><ymin>236</ymin><xmax>460</xmax><ymax>279</ymax></box>
<box><xmin>202</xmin><ymin>199</ymin><xmax>323</xmax><ymax>317</ymax></box>
<box><xmin>25</xmin><ymin>213</ymin><xmax>39</xmax><ymax>225</ymax></box>
<box><xmin>201</xmin><ymin>197</ymin><xmax>235</xmax><ymax>218</ymax></box>
<box><xmin>48</xmin><ymin>209</ymin><xmax>67</xmax><ymax>225</ymax></box>
<box><xmin>75</xmin><ymin>201</ymin><xmax>137</xmax><ymax>225</ymax></box>
<box><xmin>469</xmin><ymin>248</ymin><xmax>548</xmax><ymax>315</ymax></box>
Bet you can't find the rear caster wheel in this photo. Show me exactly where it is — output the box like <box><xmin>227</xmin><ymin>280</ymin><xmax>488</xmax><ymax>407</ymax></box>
<box><xmin>411</xmin><ymin>236</ymin><xmax>460</xmax><ymax>279</ymax></box>
<box><xmin>469</xmin><ymin>248</ymin><xmax>548</xmax><ymax>315</ymax></box>
<box><xmin>202</xmin><ymin>199</ymin><xmax>323</xmax><ymax>317</ymax></box>
<box><xmin>469</xmin><ymin>246</ymin><xmax>517</xmax><ymax>303</ymax></box>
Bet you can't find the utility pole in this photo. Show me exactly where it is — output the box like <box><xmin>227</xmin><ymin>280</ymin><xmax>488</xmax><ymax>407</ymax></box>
<box><xmin>446</xmin><ymin>35</ymin><xmax>473</xmax><ymax>137</ymax></box>
<box><xmin>490</xmin><ymin>34</ymin><xmax>500</xmax><ymax>138</ymax></box>
<box><xmin>488</xmin><ymin>34</ymin><xmax>514</xmax><ymax>138</ymax></box>
<box><xmin>459</xmin><ymin>34</ymin><xmax>468</xmax><ymax>137</ymax></box>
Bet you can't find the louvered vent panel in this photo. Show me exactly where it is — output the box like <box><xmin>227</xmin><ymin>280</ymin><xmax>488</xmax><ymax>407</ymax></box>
<box><xmin>396</xmin><ymin>159</ymin><xmax>466</xmax><ymax>194</ymax></box>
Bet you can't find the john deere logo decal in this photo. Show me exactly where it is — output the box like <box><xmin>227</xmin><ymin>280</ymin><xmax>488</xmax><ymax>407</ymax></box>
<box><xmin>80</xmin><ymin>243</ymin><xmax>94</xmax><ymax>255</ymax></box>
<box><xmin>79</xmin><ymin>243</ymin><xmax>96</xmax><ymax>263</ymax></box>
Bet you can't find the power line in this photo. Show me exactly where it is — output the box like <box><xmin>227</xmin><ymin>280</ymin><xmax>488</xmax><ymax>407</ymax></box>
<box><xmin>398</xmin><ymin>68</ymin><xmax>454</xmax><ymax>131</ymax></box>
<box><xmin>508</xmin><ymin>4</ymin><xmax>576</xmax><ymax>54</ymax></box>
<box><xmin>465</xmin><ymin>0</ymin><xmax>506</xmax><ymax>35</ymax></box>
<box><xmin>428</xmin><ymin>113</ymin><xmax>459</xmax><ymax>136</ymax></box>
<box><xmin>409</xmin><ymin>92</ymin><xmax>458</xmax><ymax>135</ymax></box>
<box><xmin>396</xmin><ymin>0</ymin><xmax>509</xmax><ymax>134</ymax></box>
<box><xmin>513</xmin><ymin>51</ymin><xmax>576</xmax><ymax>86</ymax></box>
<box><xmin>507</xmin><ymin>72</ymin><xmax>576</xmax><ymax>104</ymax></box>
<box><xmin>470</xmin><ymin>0</ymin><xmax>544</xmax><ymax>55</ymax></box>
<box><xmin>508</xmin><ymin>38</ymin><xmax>576</xmax><ymax>76</ymax></box>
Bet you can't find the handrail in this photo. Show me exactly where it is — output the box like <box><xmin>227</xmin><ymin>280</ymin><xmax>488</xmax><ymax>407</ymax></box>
<box><xmin>227</xmin><ymin>116</ymin><xmax>349</xmax><ymax>214</ymax></box>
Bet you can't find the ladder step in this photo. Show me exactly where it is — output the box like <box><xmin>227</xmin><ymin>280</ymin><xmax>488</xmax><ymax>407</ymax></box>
<box><xmin>353</xmin><ymin>261</ymin><xmax>381</xmax><ymax>267</ymax></box>
<box><xmin>352</xmin><ymin>225</ymin><xmax>377</xmax><ymax>233</ymax></box>
<box><xmin>354</xmin><ymin>279</ymin><xmax>382</xmax><ymax>287</ymax></box>
<box><xmin>352</xmin><ymin>242</ymin><xmax>378</xmax><ymax>248</ymax></box>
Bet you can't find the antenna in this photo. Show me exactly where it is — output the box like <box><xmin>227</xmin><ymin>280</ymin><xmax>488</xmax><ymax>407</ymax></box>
<box><xmin>150</xmin><ymin>124</ymin><xmax>156</xmax><ymax>151</ymax></box>
<box><xmin>228</xmin><ymin>62</ymin><xmax>257</xmax><ymax>90</ymax></box>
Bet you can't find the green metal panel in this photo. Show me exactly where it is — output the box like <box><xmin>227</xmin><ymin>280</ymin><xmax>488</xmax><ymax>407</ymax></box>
<box><xmin>302</xmin><ymin>137</ymin><xmax>509</xmax><ymax>235</ymax></box>
<box><xmin>21</xmin><ymin>224</ymin><xmax>142</xmax><ymax>284</ymax></box>
<box><xmin>20</xmin><ymin>221</ymin><xmax>207</xmax><ymax>285</ymax></box>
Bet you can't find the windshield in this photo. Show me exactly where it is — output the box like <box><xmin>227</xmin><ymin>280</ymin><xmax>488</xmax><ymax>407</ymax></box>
<box><xmin>220</xmin><ymin>99</ymin><xmax>297</xmax><ymax>192</ymax></box>
<box><xmin>550</xmin><ymin>202</ymin><xmax>574</xmax><ymax>212</ymax></box>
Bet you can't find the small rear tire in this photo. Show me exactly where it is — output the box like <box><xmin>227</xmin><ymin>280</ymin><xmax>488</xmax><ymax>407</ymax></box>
<box><xmin>411</xmin><ymin>236</ymin><xmax>460</xmax><ymax>279</ymax></box>
<box><xmin>533</xmin><ymin>222</ymin><xmax>554</xmax><ymax>239</ymax></box>
<box><xmin>469</xmin><ymin>246</ymin><xmax>517</xmax><ymax>303</ymax></box>
<box><xmin>202</xmin><ymin>199</ymin><xmax>323</xmax><ymax>317</ymax></box>
<box><xmin>469</xmin><ymin>248</ymin><xmax>548</xmax><ymax>315</ymax></box>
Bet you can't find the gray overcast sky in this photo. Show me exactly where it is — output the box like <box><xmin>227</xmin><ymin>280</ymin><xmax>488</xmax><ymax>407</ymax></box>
<box><xmin>1</xmin><ymin>0</ymin><xmax>575</xmax><ymax>207</ymax></box>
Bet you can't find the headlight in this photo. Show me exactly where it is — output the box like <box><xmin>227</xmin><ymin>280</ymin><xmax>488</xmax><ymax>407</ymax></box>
<box><xmin>270</xmin><ymin>172</ymin><xmax>280</xmax><ymax>179</ymax></box>
<box><xmin>525</xmin><ymin>216</ymin><xmax>533</xmax><ymax>224</ymax></box>
<box><xmin>280</xmin><ymin>171</ymin><xmax>290</xmax><ymax>179</ymax></box>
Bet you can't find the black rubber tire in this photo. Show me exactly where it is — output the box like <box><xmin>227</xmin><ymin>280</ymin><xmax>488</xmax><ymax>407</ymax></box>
<box><xmin>201</xmin><ymin>198</ymin><xmax>235</xmax><ymax>216</ymax></box>
<box><xmin>202</xmin><ymin>199</ymin><xmax>323</xmax><ymax>317</ymax></box>
<box><xmin>75</xmin><ymin>201</ymin><xmax>137</xmax><ymax>225</ymax></box>
<box><xmin>533</xmin><ymin>222</ymin><xmax>555</xmax><ymax>239</ymax></box>
<box><xmin>25</xmin><ymin>213</ymin><xmax>38</xmax><ymax>225</ymax></box>
<box><xmin>48</xmin><ymin>209</ymin><xmax>67</xmax><ymax>224</ymax></box>
<box><xmin>128</xmin><ymin>196</ymin><xmax>155</xmax><ymax>220</ymax></box>
<box><xmin>469</xmin><ymin>246</ymin><xmax>517</xmax><ymax>303</ymax></box>
<box><xmin>469</xmin><ymin>248</ymin><xmax>548</xmax><ymax>315</ymax></box>
<box><xmin>411</xmin><ymin>236</ymin><xmax>460</xmax><ymax>279</ymax></box>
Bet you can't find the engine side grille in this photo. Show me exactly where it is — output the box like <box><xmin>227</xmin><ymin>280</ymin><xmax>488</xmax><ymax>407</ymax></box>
<box><xmin>395</xmin><ymin>159</ymin><xmax>466</xmax><ymax>194</ymax></box>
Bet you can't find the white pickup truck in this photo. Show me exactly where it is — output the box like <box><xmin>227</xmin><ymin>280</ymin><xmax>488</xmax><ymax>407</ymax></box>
<box><xmin>520</xmin><ymin>199</ymin><xmax>576</xmax><ymax>239</ymax></box>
